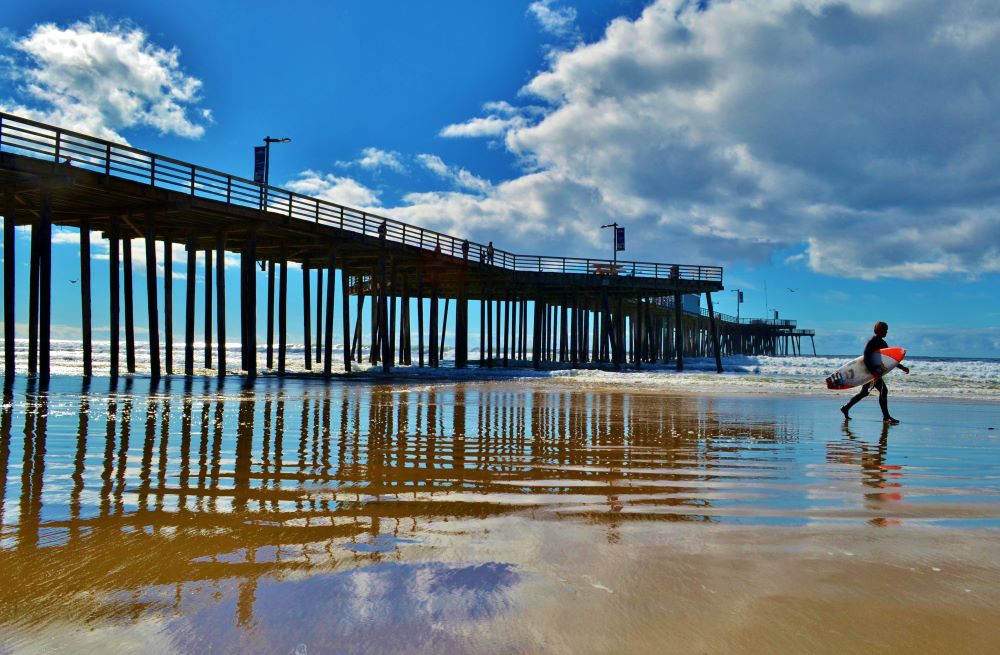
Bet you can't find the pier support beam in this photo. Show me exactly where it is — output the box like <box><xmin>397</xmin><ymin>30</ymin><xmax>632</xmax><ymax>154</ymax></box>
<box><xmin>164</xmin><ymin>241</ymin><xmax>172</xmax><ymax>375</ymax></box>
<box><xmin>185</xmin><ymin>235</ymin><xmax>196</xmax><ymax>376</ymax></box>
<box><xmin>2</xmin><ymin>189</ymin><xmax>14</xmax><ymax>375</ymax></box>
<box><xmin>266</xmin><ymin>260</ymin><xmax>275</xmax><ymax>369</ymax></box>
<box><xmin>245</xmin><ymin>230</ymin><xmax>257</xmax><ymax>379</ymax></box>
<box><xmin>417</xmin><ymin>275</ymin><xmax>424</xmax><ymax>368</ymax></box>
<box><xmin>204</xmin><ymin>249</ymin><xmax>213</xmax><ymax>370</ymax></box>
<box><xmin>80</xmin><ymin>218</ymin><xmax>92</xmax><ymax>378</ymax></box>
<box><xmin>123</xmin><ymin>233</ymin><xmax>135</xmax><ymax>374</ymax></box>
<box><xmin>28</xmin><ymin>203</ymin><xmax>40</xmax><ymax>376</ymax></box>
<box><xmin>324</xmin><ymin>247</ymin><xmax>335</xmax><ymax>376</ymax></box>
<box><xmin>674</xmin><ymin>292</ymin><xmax>684</xmax><ymax>372</ymax></box>
<box><xmin>215</xmin><ymin>232</ymin><xmax>226</xmax><ymax>377</ymax></box>
<box><xmin>109</xmin><ymin>218</ymin><xmax>120</xmax><ymax>378</ymax></box>
<box><xmin>455</xmin><ymin>291</ymin><xmax>468</xmax><ymax>368</ymax></box>
<box><xmin>315</xmin><ymin>268</ymin><xmax>323</xmax><ymax>365</ymax></box>
<box><xmin>2</xmin><ymin>190</ymin><xmax>14</xmax><ymax>376</ymax></box>
<box><xmin>143</xmin><ymin>213</ymin><xmax>160</xmax><ymax>381</ymax></box>
<box><xmin>278</xmin><ymin>249</ymin><xmax>288</xmax><ymax>374</ymax></box>
<box><xmin>38</xmin><ymin>188</ymin><xmax>52</xmax><ymax>382</ymax></box>
<box><xmin>302</xmin><ymin>266</ymin><xmax>311</xmax><ymax>370</ymax></box>
<box><xmin>429</xmin><ymin>287</ymin><xmax>439</xmax><ymax>368</ymax></box>
<box><xmin>706</xmin><ymin>292</ymin><xmax>722</xmax><ymax>374</ymax></box>
<box><xmin>341</xmin><ymin>267</ymin><xmax>352</xmax><ymax>372</ymax></box>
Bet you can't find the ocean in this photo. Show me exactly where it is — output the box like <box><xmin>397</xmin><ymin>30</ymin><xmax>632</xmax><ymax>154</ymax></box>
<box><xmin>7</xmin><ymin>339</ymin><xmax>1000</xmax><ymax>400</ymax></box>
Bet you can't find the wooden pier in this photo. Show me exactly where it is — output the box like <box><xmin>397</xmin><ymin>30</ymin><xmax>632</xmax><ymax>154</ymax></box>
<box><xmin>0</xmin><ymin>112</ymin><xmax>810</xmax><ymax>381</ymax></box>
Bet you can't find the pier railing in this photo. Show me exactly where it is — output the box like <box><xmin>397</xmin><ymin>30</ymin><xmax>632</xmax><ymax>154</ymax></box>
<box><xmin>0</xmin><ymin>112</ymin><xmax>722</xmax><ymax>283</ymax></box>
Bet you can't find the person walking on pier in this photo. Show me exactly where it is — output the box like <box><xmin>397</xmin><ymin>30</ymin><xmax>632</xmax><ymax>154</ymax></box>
<box><xmin>841</xmin><ymin>321</ymin><xmax>909</xmax><ymax>424</ymax></box>
<box><xmin>462</xmin><ymin>239</ymin><xmax>470</xmax><ymax>260</ymax></box>
<box><xmin>486</xmin><ymin>241</ymin><xmax>495</xmax><ymax>264</ymax></box>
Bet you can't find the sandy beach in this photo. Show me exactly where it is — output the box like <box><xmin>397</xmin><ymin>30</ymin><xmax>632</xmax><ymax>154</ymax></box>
<box><xmin>1</xmin><ymin>375</ymin><xmax>998</xmax><ymax>653</ymax></box>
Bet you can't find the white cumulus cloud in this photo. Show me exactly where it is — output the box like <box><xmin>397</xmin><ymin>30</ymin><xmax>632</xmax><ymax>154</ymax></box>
<box><xmin>0</xmin><ymin>17</ymin><xmax>210</xmax><ymax>143</ymax></box>
<box><xmin>285</xmin><ymin>170</ymin><xmax>383</xmax><ymax>209</ymax></box>
<box><xmin>528</xmin><ymin>0</ymin><xmax>582</xmax><ymax>42</ymax></box>
<box><xmin>408</xmin><ymin>0</ymin><xmax>1000</xmax><ymax>278</ymax></box>
<box><xmin>337</xmin><ymin>147</ymin><xmax>407</xmax><ymax>173</ymax></box>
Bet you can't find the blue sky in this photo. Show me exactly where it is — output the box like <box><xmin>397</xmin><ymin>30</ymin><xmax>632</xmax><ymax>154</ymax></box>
<box><xmin>2</xmin><ymin>0</ymin><xmax>999</xmax><ymax>357</ymax></box>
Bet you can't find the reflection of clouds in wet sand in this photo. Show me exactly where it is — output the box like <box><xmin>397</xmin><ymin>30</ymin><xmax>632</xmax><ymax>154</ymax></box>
<box><xmin>158</xmin><ymin>562</ymin><xmax>519</xmax><ymax>654</ymax></box>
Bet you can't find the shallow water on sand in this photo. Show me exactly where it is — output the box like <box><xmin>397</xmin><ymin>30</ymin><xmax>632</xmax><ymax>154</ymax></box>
<box><xmin>1</xmin><ymin>376</ymin><xmax>999</xmax><ymax>654</ymax></box>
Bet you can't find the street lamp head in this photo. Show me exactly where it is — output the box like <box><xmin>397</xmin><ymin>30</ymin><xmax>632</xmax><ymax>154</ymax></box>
<box><xmin>264</xmin><ymin>136</ymin><xmax>291</xmax><ymax>144</ymax></box>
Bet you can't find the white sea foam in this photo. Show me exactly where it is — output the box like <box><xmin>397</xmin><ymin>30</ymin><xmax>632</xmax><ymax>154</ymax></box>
<box><xmin>5</xmin><ymin>340</ymin><xmax>1000</xmax><ymax>400</ymax></box>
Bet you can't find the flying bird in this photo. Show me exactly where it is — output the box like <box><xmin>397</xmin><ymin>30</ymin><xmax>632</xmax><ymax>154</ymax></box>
<box><xmin>787</xmin><ymin>288</ymin><xmax>797</xmax><ymax>292</ymax></box>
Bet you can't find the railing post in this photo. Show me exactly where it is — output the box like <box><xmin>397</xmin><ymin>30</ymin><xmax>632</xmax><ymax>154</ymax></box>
<box><xmin>150</xmin><ymin>155</ymin><xmax>156</xmax><ymax>186</ymax></box>
<box><xmin>315</xmin><ymin>200</ymin><xmax>320</xmax><ymax>223</ymax></box>
<box><xmin>190</xmin><ymin>167</ymin><xmax>195</xmax><ymax>195</ymax></box>
<box><xmin>105</xmin><ymin>144</ymin><xmax>111</xmax><ymax>177</ymax></box>
<box><xmin>226</xmin><ymin>177</ymin><xmax>232</xmax><ymax>208</ymax></box>
<box><xmin>54</xmin><ymin>130</ymin><xmax>62</xmax><ymax>162</ymax></box>
<box><xmin>288</xmin><ymin>191</ymin><xmax>293</xmax><ymax>217</ymax></box>
<box><xmin>339</xmin><ymin>206</ymin><xmax>344</xmax><ymax>229</ymax></box>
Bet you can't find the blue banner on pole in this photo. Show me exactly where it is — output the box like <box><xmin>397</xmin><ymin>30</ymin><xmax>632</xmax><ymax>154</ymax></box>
<box><xmin>253</xmin><ymin>146</ymin><xmax>266</xmax><ymax>184</ymax></box>
<box><xmin>615</xmin><ymin>226</ymin><xmax>625</xmax><ymax>251</ymax></box>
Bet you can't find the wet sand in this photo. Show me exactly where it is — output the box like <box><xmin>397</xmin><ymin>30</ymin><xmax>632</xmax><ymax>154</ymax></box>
<box><xmin>1</xmin><ymin>376</ymin><xmax>998</xmax><ymax>653</ymax></box>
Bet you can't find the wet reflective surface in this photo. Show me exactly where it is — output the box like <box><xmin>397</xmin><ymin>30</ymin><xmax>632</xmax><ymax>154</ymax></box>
<box><xmin>1</xmin><ymin>376</ymin><xmax>999</xmax><ymax>653</ymax></box>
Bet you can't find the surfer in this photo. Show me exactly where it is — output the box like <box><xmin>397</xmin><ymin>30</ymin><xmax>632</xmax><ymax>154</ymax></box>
<box><xmin>841</xmin><ymin>322</ymin><xmax>909</xmax><ymax>424</ymax></box>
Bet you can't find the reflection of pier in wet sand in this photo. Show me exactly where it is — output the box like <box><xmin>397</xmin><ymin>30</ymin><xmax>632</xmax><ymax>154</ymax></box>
<box><xmin>1</xmin><ymin>378</ymin><xmax>792</xmax><ymax>631</ymax></box>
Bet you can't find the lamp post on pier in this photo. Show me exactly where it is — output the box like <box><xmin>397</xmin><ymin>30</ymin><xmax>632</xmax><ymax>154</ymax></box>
<box><xmin>730</xmin><ymin>288</ymin><xmax>743</xmax><ymax>322</ymax></box>
<box><xmin>600</xmin><ymin>222</ymin><xmax>624</xmax><ymax>264</ymax></box>
<box><xmin>255</xmin><ymin>136</ymin><xmax>291</xmax><ymax>209</ymax></box>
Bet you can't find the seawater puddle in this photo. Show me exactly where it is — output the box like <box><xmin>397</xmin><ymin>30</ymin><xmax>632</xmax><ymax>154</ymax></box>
<box><xmin>1</xmin><ymin>375</ymin><xmax>999</xmax><ymax>653</ymax></box>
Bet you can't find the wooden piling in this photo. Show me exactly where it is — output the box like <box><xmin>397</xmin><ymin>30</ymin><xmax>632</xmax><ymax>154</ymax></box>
<box><xmin>302</xmin><ymin>265</ymin><xmax>311</xmax><ymax>371</ymax></box>
<box><xmin>324</xmin><ymin>247</ymin><xmax>335</xmax><ymax>376</ymax></box>
<box><xmin>379</xmin><ymin>262</ymin><xmax>390</xmax><ymax>373</ymax></box>
<box><xmin>429</xmin><ymin>288</ymin><xmax>439</xmax><ymax>368</ymax></box>
<box><xmin>389</xmin><ymin>276</ymin><xmax>398</xmax><ymax>369</ymax></box>
<box><xmin>2</xmin><ymin>189</ymin><xmax>14</xmax><ymax>375</ymax></box>
<box><xmin>185</xmin><ymin>236</ymin><xmax>196</xmax><ymax>376</ymax></box>
<box><xmin>123</xmin><ymin>235</ymin><xmax>135</xmax><ymax>374</ymax></box>
<box><xmin>706</xmin><ymin>292</ymin><xmax>722</xmax><ymax>373</ymax></box>
<box><xmin>486</xmin><ymin>292</ymin><xmax>493</xmax><ymax>367</ymax></box>
<box><xmin>38</xmin><ymin>188</ymin><xmax>52</xmax><ymax>381</ymax></box>
<box><xmin>28</xmin><ymin>209</ymin><xmax>40</xmax><ymax>376</ymax></box>
<box><xmin>417</xmin><ymin>275</ymin><xmax>424</xmax><ymax>368</ymax></box>
<box><xmin>266</xmin><ymin>260</ymin><xmax>275</xmax><ymax>369</ymax></box>
<box><xmin>341</xmin><ymin>266</ymin><xmax>352</xmax><ymax>372</ymax></box>
<box><xmin>143</xmin><ymin>213</ymin><xmax>160</xmax><ymax>380</ymax></box>
<box><xmin>352</xmin><ymin>287</ymin><xmax>364</xmax><ymax>364</ymax></box>
<box><xmin>80</xmin><ymin>218</ymin><xmax>92</xmax><ymax>378</ymax></box>
<box><xmin>109</xmin><ymin>218</ymin><xmax>120</xmax><ymax>378</ymax></box>
<box><xmin>315</xmin><ymin>268</ymin><xmax>323</xmax><ymax>364</ymax></box>
<box><xmin>245</xmin><ymin>230</ymin><xmax>257</xmax><ymax>379</ymax></box>
<box><xmin>198</xmin><ymin>248</ymin><xmax>209</xmax><ymax>372</ymax></box>
<box><xmin>503</xmin><ymin>294</ymin><xmax>511</xmax><ymax>367</ymax></box>
<box><xmin>278</xmin><ymin>249</ymin><xmax>288</xmax><ymax>374</ymax></box>
<box><xmin>440</xmin><ymin>297</ymin><xmax>449</xmax><ymax>360</ymax></box>
<box><xmin>532</xmin><ymin>299</ymin><xmax>542</xmax><ymax>369</ymax></box>
<box><xmin>455</xmin><ymin>291</ymin><xmax>468</xmax><ymax>368</ymax></box>
<box><xmin>163</xmin><ymin>241</ymin><xmax>172</xmax><ymax>375</ymax></box>
<box><xmin>215</xmin><ymin>231</ymin><xmax>226</xmax><ymax>377</ymax></box>
<box><xmin>673</xmin><ymin>292</ymin><xmax>684</xmax><ymax>372</ymax></box>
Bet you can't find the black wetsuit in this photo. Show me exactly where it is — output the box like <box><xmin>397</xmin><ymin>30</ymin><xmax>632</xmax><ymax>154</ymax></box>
<box><xmin>844</xmin><ymin>336</ymin><xmax>890</xmax><ymax>419</ymax></box>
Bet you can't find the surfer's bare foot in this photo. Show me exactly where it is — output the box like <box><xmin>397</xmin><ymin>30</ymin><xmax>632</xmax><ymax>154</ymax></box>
<box><xmin>840</xmin><ymin>406</ymin><xmax>850</xmax><ymax>420</ymax></box>
<box><xmin>884</xmin><ymin>417</ymin><xmax>900</xmax><ymax>425</ymax></box>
